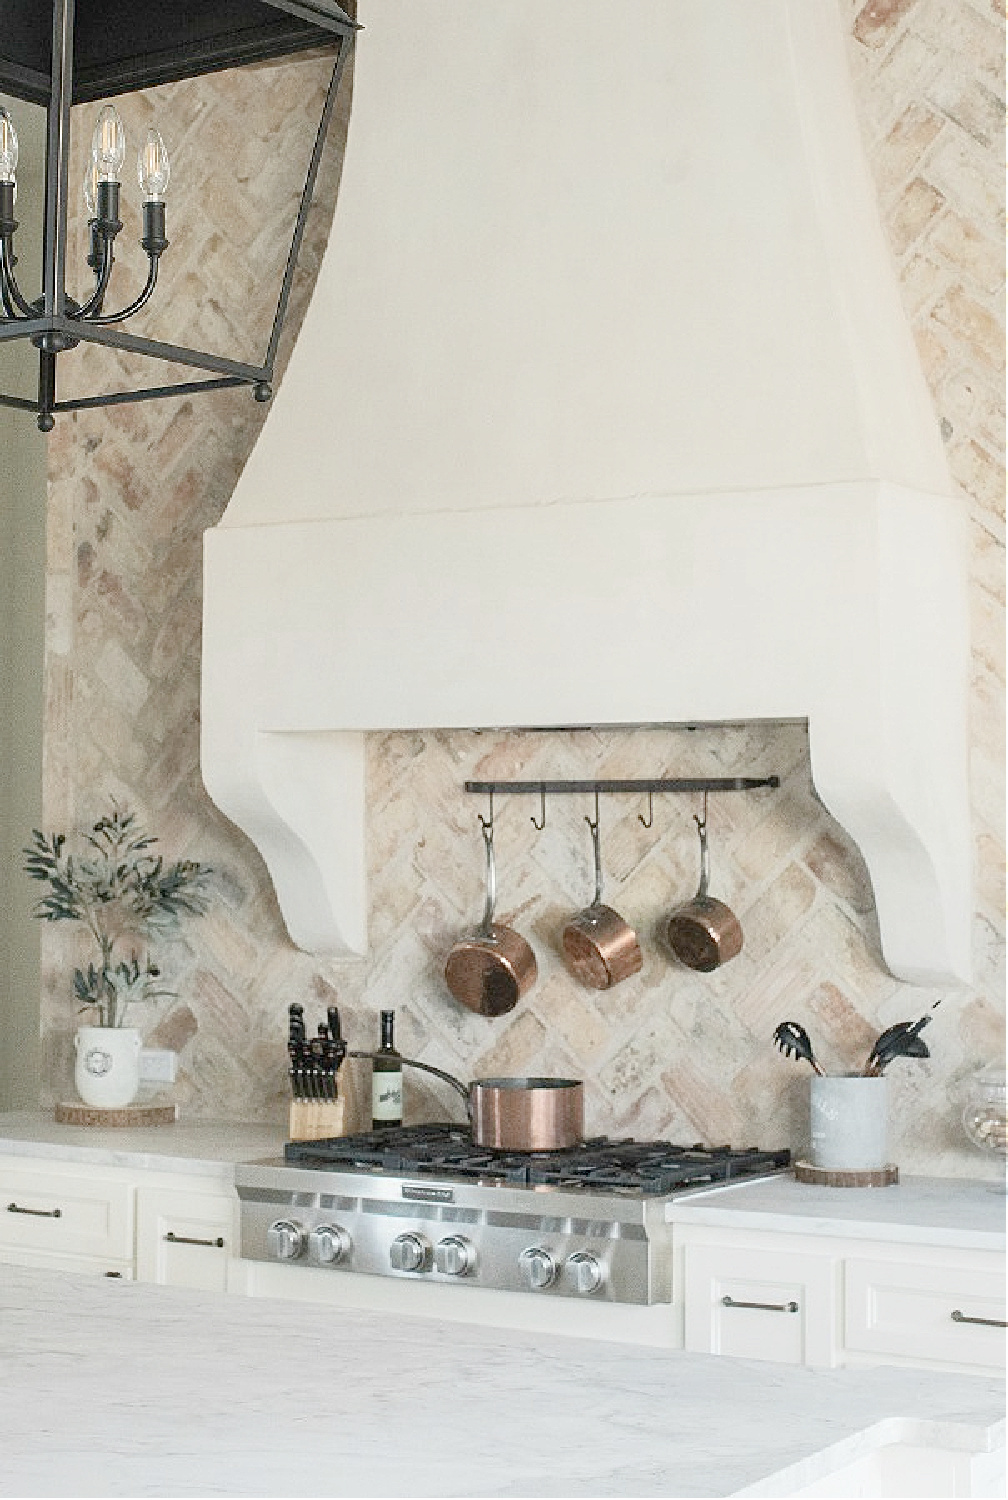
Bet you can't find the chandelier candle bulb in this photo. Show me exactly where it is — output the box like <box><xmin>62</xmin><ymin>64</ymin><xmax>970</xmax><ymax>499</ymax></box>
<box><xmin>0</xmin><ymin>106</ymin><xmax>17</xmax><ymax>183</ymax></box>
<box><xmin>138</xmin><ymin>128</ymin><xmax>170</xmax><ymax>201</ymax></box>
<box><xmin>92</xmin><ymin>104</ymin><xmax>126</xmax><ymax>182</ymax></box>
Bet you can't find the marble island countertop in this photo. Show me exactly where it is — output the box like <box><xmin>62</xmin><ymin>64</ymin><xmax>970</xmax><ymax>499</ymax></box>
<box><xmin>0</xmin><ymin>1263</ymin><xmax>1003</xmax><ymax>1499</ymax></box>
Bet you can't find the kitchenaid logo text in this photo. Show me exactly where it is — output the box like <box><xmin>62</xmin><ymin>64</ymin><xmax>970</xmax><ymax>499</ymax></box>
<box><xmin>401</xmin><ymin>1185</ymin><xmax>455</xmax><ymax>1204</ymax></box>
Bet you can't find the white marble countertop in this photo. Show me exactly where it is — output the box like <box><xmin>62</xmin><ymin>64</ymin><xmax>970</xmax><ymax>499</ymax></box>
<box><xmin>668</xmin><ymin>1171</ymin><xmax>1007</xmax><ymax>1251</ymax></box>
<box><xmin>0</xmin><ymin>1264</ymin><xmax>1003</xmax><ymax>1498</ymax></box>
<box><xmin>0</xmin><ymin>1109</ymin><xmax>285</xmax><ymax>1178</ymax></box>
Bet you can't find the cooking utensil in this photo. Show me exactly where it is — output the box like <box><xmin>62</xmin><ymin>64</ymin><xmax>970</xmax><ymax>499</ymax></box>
<box><xmin>444</xmin><ymin>818</ymin><xmax>537</xmax><ymax>1017</ymax></box>
<box><xmin>349</xmin><ymin>1051</ymin><xmax>583</xmax><ymax>1151</ymax></box>
<box><xmin>863</xmin><ymin>1022</ymin><xmax>926</xmax><ymax>1075</ymax></box>
<box><xmin>667</xmin><ymin>805</ymin><xmax>742</xmax><ymax>972</ymax></box>
<box><xmin>562</xmin><ymin>800</ymin><xmax>642</xmax><ymax>989</ymax></box>
<box><xmin>864</xmin><ymin>1009</ymin><xmax>936</xmax><ymax>1075</ymax></box>
<box><xmin>772</xmin><ymin>1020</ymin><xmax>824</xmax><ymax>1075</ymax></box>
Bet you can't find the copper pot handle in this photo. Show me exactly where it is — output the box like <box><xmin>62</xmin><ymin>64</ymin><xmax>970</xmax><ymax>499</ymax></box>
<box><xmin>479</xmin><ymin>818</ymin><xmax>496</xmax><ymax>937</ymax></box>
<box><xmin>348</xmin><ymin>1050</ymin><xmax>473</xmax><ymax>1120</ymax></box>
<box><xmin>693</xmin><ymin>810</ymin><xmax>710</xmax><ymax>900</ymax></box>
<box><xmin>584</xmin><ymin>791</ymin><xmax>604</xmax><ymax>906</ymax></box>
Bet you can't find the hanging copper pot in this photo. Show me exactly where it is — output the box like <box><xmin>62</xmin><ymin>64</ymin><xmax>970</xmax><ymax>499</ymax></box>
<box><xmin>667</xmin><ymin>810</ymin><xmax>742</xmax><ymax>972</ymax></box>
<box><xmin>445</xmin><ymin>819</ymin><xmax>537</xmax><ymax>1017</ymax></box>
<box><xmin>562</xmin><ymin>804</ymin><xmax>642</xmax><ymax>989</ymax></box>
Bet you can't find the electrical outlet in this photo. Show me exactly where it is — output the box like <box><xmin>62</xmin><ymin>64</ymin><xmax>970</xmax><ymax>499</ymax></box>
<box><xmin>139</xmin><ymin>1048</ymin><xmax>177</xmax><ymax>1084</ymax></box>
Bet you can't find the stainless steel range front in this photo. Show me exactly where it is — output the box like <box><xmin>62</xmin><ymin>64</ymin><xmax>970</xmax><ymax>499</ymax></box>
<box><xmin>236</xmin><ymin>1127</ymin><xmax>790</xmax><ymax>1306</ymax></box>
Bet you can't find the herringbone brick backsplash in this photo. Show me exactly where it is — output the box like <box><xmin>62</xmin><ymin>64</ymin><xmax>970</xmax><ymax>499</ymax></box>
<box><xmin>39</xmin><ymin>2</ymin><xmax>1004</xmax><ymax>1175</ymax></box>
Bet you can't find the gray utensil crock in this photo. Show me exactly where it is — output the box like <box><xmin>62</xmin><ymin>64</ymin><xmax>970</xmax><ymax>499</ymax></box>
<box><xmin>810</xmin><ymin>1075</ymin><xmax>889</xmax><ymax>1171</ymax></box>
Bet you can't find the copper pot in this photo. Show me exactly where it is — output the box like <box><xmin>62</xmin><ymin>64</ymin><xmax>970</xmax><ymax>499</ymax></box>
<box><xmin>359</xmin><ymin>1054</ymin><xmax>583</xmax><ymax>1151</ymax></box>
<box><xmin>445</xmin><ymin>820</ymin><xmax>537</xmax><ymax>1017</ymax></box>
<box><xmin>667</xmin><ymin>814</ymin><xmax>742</xmax><ymax>972</ymax></box>
<box><xmin>562</xmin><ymin>811</ymin><xmax>642</xmax><ymax>989</ymax></box>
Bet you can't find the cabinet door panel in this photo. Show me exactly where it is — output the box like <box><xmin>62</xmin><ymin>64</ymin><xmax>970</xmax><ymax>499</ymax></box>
<box><xmin>684</xmin><ymin>1242</ymin><xmax>836</xmax><ymax>1366</ymax></box>
<box><xmin>136</xmin><ymin>1186</ymin><xmax>235</xmax><ymax>1290</ymax></box>
<box><xmin>0</xmin><ymin>1164</ymin><xmax>133</xmax><ymax>1261</ymax></box>
<box><xmin>844</xmin><ymin>1256</ymin><xmax>1006</xmax><ymax>1371</ymax></box>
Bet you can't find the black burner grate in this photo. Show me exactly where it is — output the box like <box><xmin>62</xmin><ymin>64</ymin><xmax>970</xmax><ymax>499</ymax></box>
<box><xmin>284</xmin><ymin>1124</ymin><xmax>790</xmax><ymax>1194</ymax></box>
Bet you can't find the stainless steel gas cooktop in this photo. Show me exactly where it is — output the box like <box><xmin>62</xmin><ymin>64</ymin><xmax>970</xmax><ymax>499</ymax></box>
<box><xmin>236</xmin><ymin>1127</ymin><xmax>790</xmax><ymax>1306</ymax></box>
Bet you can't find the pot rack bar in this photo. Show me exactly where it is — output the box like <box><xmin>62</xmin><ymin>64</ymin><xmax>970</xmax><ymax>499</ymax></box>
<box><xmin>465</xmin><ymin>776</ymin><xmax>779</xmax><ymax>830</ymax></box>
<box><xmin>464</xmin><ymin>777</ymin><xmax>779</xmax><ymax>795</ymax></box>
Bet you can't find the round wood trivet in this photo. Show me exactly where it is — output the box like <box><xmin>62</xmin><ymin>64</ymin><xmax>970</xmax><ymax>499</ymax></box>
<box><xmin>794</xmin><ymin>1160</ymin><xmax>898</xmax><ymax>1187</ymax></box>
<box><xmin>55</xmin><ymin>1102</ymin><xmax>177</xmax><ymax>1128</ymax></box>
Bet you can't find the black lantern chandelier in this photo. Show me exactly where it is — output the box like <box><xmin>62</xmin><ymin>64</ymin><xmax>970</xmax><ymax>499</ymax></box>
<box><xmin>0</xmin><ymin>1</ymin><xmax>357</xmax><ymax>431</ymax></box>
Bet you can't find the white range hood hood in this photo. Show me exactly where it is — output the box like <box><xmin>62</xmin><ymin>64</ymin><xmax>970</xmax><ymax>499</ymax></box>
<box><xmin>201</xmin><ymin>0</ymin><xmax>971</xmax><ymax>985</ymax></box>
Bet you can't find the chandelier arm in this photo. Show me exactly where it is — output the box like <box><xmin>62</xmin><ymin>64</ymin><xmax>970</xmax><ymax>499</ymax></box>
<box><xmin>87</xmin><ymin>255</ymin><xmax>159</xmax><ymax>326</ymax></box>
<box><xmin>0</xmin><ymin>269</ymin><xmax>17</xmax><ymax>320</ymax></box>
<box><xmin>73</xmin><ymin>242</ymin><xmax>114</xmax><ymax>321</ymax></box>
<box><xmin>0</xmin><ymin>239</ymin><xmax>37</xmax><ymax>318</ymax></box>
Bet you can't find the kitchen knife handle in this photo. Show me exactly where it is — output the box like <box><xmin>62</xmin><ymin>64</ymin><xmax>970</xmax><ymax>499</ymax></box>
<box><xmin>951</xmin><ymin>1308</ymin><xmax>1007</xmax><ymax>1329</ymax></box>
<box><xmin>721</xmin><ymin>1294</ymin><xmax>799</xmax><ymax>1314</ymax></box>
<box><xmin>165</xmin><ymin>1231</ymin><xmax>226</xmax><ymax>1249</ymax></box>
<box><xmin>7</xmin><ymin>1201</ymin><xmax>61</xmax><ymax>1218</ymax></box>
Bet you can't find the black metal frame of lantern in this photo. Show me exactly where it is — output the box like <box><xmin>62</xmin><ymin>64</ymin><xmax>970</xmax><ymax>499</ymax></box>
<box><xmin>0</xmin><ymin>0</ymin><xmax>357</xmax><ymax>431</ymax></box>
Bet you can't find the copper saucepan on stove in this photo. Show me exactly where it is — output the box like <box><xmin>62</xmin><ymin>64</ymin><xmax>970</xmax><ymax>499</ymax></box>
<box><xmin>562</xmin><ymin>805</ymin><xmax>642</xmax><ymax>989</ymax></box>
<box><xmin>445</xmin><ymin>818</ymin><xmax>537</xmax><ymax>1017</ymax></box>
<box><xmin>667</xmin><ymin>809</ymin><xmax>742</xmax><ymax>972</ymax></box>
<box><xmin>350</xmin><ymin>1053</ymin><xmax>583</xmax><ymax>1151</ymax></box>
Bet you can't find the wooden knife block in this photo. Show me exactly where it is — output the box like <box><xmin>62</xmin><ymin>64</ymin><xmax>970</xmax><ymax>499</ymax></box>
<box><xmin>289</xmin><ymin>1097</ymin><xmax>346</xmax><ymax>1142</ymax></box>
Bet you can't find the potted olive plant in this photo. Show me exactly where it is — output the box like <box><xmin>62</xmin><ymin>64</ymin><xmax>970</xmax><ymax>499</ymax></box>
<box><xmin>24</xmin><ymin>800</ymin><xmax>211</xmax><ymax>1108</ymax></box>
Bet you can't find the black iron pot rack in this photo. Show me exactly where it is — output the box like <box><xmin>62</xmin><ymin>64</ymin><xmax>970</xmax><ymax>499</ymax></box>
<box><xmin>465</xmin><ymin>775</ymin><xmax>780</xmax><ymax>831</ymax></box>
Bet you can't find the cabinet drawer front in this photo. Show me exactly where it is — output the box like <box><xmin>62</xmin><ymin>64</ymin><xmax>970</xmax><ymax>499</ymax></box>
<box><xmin>0</xmin><ymin>1246</ymin><xmax>134</xmax><ymax>1278</ymax></box>
<box><xmin>684</xmin><ymin>1243</ymin><xmax>836</xmax><ymax>1366</ymax></box>
<box><xmin>0</xmin><ymin>1165</ymin><xmax>133</xmax><ymax>1261</ymax></box>
<box><xmin>845</xmin><ymin>1257</ymin><xmax>1006</xmax><ymax>1370</ymax></box>
<box><xmin>136</xmin><ymin>1187</ymin><xmax>235</xmax><ymax>1291</ymax></box>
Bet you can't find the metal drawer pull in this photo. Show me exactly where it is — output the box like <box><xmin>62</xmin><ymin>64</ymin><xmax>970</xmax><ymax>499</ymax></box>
<box><xmin>7</xmin><ymin>1201</ymin><xmax>61</xmax><ymax>1218</ymax></box>
<box><xmin>165</xmin><ymin>1231</ymin><xmax>225</xmax><ymax>1249</ymax></box>
<box><xmin>722</xmin><ymin>1294</ymin><xmax>799</xmax><ymax>1314</ymax></box>
<box><xmin>951</xmin><ymin>1308</ymin><xmax>1007</xmax><ymax>1329</ymax></box>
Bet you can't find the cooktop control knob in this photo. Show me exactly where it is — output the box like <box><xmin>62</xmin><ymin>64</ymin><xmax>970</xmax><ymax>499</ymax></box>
<box><xmin>266</xmin><ymin>1219</ymin><xmax>305</xmax><ymax>1262</ymax></box>
<box><xmin>309</xmin><ymin>1223</ymin><xmax>352</xmax><ymax>1266</ymax></box>
<box><xmin>434</xmin><ymin>1235</ymin><xmax>475</xmax><ymax>1277</ymax></box>
<box><xmin>520</xmin><ymin>1247</ymin><xmax>557</xmax><ymax>1290</ymax></box>
<box><xmin>566</xmin><ymin>1251</ymin><xmax>605</xmax><ymax>1295</ymax></box>
<box><xmin>390</xmin><ymin>1231</ymin><xmax>430</xmax><ymax>1273</ymax></box>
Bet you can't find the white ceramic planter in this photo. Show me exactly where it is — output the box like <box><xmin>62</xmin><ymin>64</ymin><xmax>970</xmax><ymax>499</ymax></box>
<box><xmin>74</xmin><ymin>1026</ymin><xmax>141</xmax><ymax>1110</ymax></box>
<box><xmin>810</xmin><ymin>1074</ymin><xmax>889</xmax><ymax>1171</ymax></box>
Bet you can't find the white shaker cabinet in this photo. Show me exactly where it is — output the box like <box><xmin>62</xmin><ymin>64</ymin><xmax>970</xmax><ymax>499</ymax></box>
<box><xmin>0</xmin><ymin>1158</ymin><xmax>134</xmax><ymax>1278</ymax></box>
<box><xmin>0</xmin><ymin>1148</ymin><xmax>238</xmax><ymax>1290</ymax></box>
<box><xmin>673</xmin><ymin>1184</ymin><xmax>1006</xmax><ymax>1375</ymax></box>
<box><xmin>844</xmin><ymin>1252</ymin><xmax>1007</xmax><ymax>1372</ymax></box>
<box><xmin>682</xmin><ymin>1237</ymin><xmax>837</xmax><ymax>1366</ymax></box>
<box><xmin>135</xmin><ymin>1181</ymin><xmax>237</xmax><ymax>1291</ymax></box>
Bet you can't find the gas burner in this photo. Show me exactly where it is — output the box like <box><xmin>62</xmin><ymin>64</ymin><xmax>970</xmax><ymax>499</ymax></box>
<box><xmin>283</xmin><ymin>1124</ymin><xmax>790</xmax><ymax>1194</ymax></box>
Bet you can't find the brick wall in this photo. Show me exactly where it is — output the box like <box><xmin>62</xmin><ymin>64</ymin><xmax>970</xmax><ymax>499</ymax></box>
<box><xmin>39</xmin><ymin>3</ymin><xmax>1004</xmax><ymax>1173</ymax></box>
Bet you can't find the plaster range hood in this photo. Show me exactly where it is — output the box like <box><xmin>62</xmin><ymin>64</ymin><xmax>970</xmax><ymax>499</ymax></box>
<box><xmin>201</xmin><ymin>0</ymin><xmax>971</xmax><ymax>985</ymax></box>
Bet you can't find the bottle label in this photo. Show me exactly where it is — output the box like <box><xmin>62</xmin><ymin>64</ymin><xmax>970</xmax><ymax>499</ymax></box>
<box><xmin>372</xmin><ymin>1070</ymin><xmax>403</xmax><ymax>1122</ymax></box>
